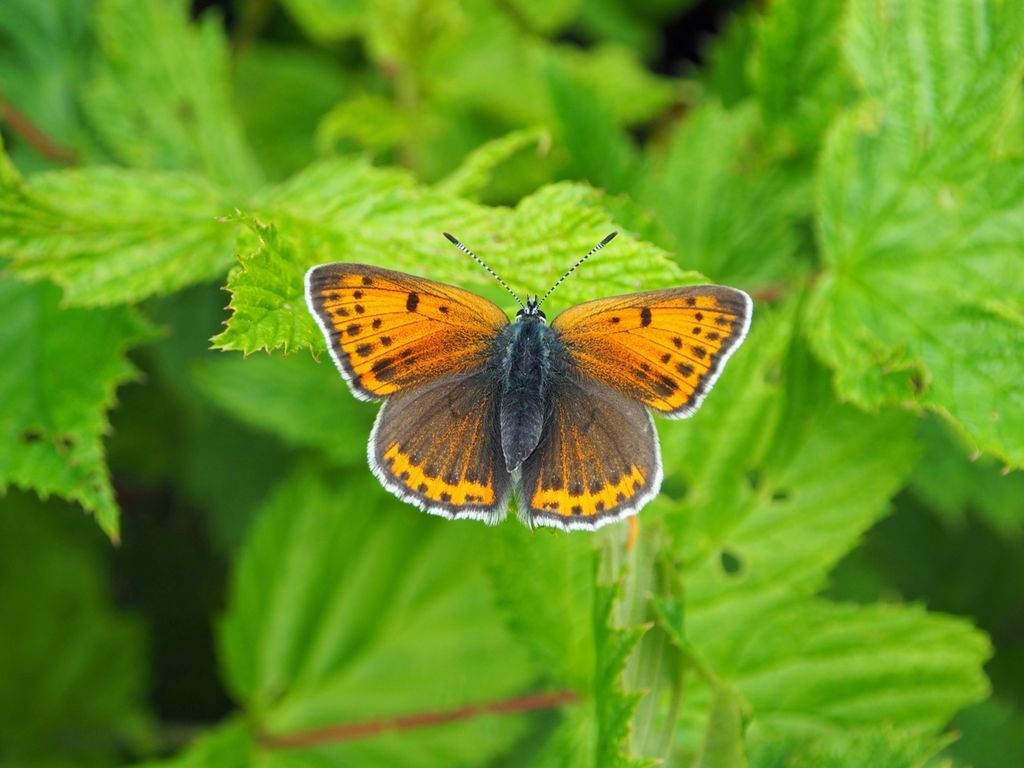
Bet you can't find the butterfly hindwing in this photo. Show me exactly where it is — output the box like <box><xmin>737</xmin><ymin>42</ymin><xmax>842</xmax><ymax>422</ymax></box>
<box><xmin>305</xmin><ymin>264</ymin><xmax>509</xmax><ymax>400</ymax></box>
<box><xmin>371</xmin><ymin>373</ymin><xmax>511</xmax><ymax>522</ymax></box>
<box><xmin>520</xmin><ymin>376</ymin><xmax>661</xmax><ymax>530</ymax></box>
<box><xmin>552</xmin><ymin>286</ymin><xmax>752</xmax><ymax>418</ymax></box>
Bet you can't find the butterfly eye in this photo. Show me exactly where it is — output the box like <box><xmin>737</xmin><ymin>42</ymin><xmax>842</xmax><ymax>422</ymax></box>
<box><xmin>515</xmin><ymin>308</ymin><xmax>526</xmax><ymax>318</ymax></box>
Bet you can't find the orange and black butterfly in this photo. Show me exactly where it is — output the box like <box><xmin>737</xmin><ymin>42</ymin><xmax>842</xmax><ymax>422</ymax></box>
<box><xmin>305</xmin><ymin>232</ymin><xmax>752</xmax><ymax>531</ymax></box>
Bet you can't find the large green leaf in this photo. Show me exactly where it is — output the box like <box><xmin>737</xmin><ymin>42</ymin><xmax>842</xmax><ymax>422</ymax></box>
<box><xmin>725</xmin><ymin>600</ymin><xmax>990</xmax><ymax>736</ymax></box>
<box><xmin>217</xmin><ymin>468</ymin><xmax>537</xmax><ymax>765</ymax></box>
<box><xmin>661</xmin><ymin>301</ymin><xmax>918</xmax><ymax>635</ymax></box>
<box><xmin>807</xmin><ymin>0</ymin><xmax>1024</xmax><ymax>467</ymax></box>
<box><xmin>84</xmin><ymin>0</ymin><xmax>262</xmax><ymax>190</ymax></box>
<box><xmin>213</xmin><ymin>158</ymin><xmax>696</xmax><ymax>355</ymax></box>
<box><xmin>192</xmin><ymin>352</ymin><xmax>372</xmax><ymax>467</ymax></box>
<box><xmin>0</xmin><ymin>276</ymin><xmax>153</xmax><ymax>539</ymax></box>
<box><xmin>0</xmin><ymin>163</ymin><xmax>237</xmax><ymax>306</ymax></box>
<box><xmin>747</xmin><ymin>727</ymin><xmax>947</xmax><ymax>768</ymax></box>
<box><xmin>0</xmin><ymin>0</ymin><xmax>94</xmax><ymax>170</ymax></box>
<box><xmin>909</xmin><ymin>417</ymin><xmax>1024</xmax><ymax>538</ymax></box>
<box><xmin>488</xmin><ymin>528</ymin><xmax>646</xmax><ymax>768</ymax></box>
<box><xmin>0</xmin><ymin>493</ymin><xmax>150</xmax><ymax>764</ymax></box>
<box><xmin>640</xmin><ymin>102</ymin><xmax>807</xmax><ymax>286</ymax></box>
<box><xmin>232</xmin><ymin>43</ymin><xmax>348</xmax><ymax>182</ymax></box>
<box><xmin>650</xmin><ymin>302</ymin><xmax>987</xmax><ymax>757</ymax></box>
<box><xmin>750</xmin><ymin>0</ymin><xmax>850</xmax><ymax>155</ymax></box>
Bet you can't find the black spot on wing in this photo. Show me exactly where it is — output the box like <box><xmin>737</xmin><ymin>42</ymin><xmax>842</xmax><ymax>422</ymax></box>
<box><xmin>406</xmin><ymin>292</ymin><xmax>419</xmax><ymax>312</ymax></box>
<box><xmin>372</xmin><ymin>356</ymin><xmax>398</xmax><ymax>381</ymax></box>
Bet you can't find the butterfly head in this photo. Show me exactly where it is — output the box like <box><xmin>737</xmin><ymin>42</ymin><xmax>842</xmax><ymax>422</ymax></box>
<box><xmin>515</xmin><ymin>296</ymin><xmax>546</xmax><ymax>323</ymax></box>
<box><xmin>443</xmin><ymin>230</ymin><xmax>618</xmax><ymax>324</ymax></box>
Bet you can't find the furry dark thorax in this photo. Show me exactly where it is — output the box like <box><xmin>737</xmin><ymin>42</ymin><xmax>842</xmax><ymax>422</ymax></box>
<box><xmin>496</xmin><ymin>305</ymin><xmax>565</xmax><ymax>472</ymax></box>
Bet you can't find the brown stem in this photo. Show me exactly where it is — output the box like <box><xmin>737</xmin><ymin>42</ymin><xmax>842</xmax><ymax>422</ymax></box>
<box><xmin>750</xmin><ymin>270</ymin><xmax>821</xmax><ymax>304</ymax></box>
<box><xmin>0</xmin><ymin>94</ymin><xmax>77</xmax><ymax>163</ymax></box>
<box><xmin>260</xmin><ymin>690</ymin><xmax>579</xmax><ymax>749</ymax></box>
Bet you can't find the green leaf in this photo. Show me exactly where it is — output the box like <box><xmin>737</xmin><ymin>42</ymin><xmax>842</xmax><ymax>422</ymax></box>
<box><xmin>0</xmin><ymin>276</ymin><xmax>154</xmax><ymax>539</ymax></box>
<box><xmin>0</xmin><ymin>164</ymin><xmax>237</xmax><ymax>306</ymax></box>
<box><xmin>544</xmin><ymin>54</ymin><xmax>640</xmax><ymax>194</ymax></box>
<box><xmin>748</xmin><ymin>727</ymin><xmax>949</xmax><ymax>768</ymax></box>
<box><xmin>504</xmin><ymin>0</ymin><xmax>580</xmax><ymax>35</ymax></box>
<box><xmin>85</xmin><ymin>0</ymin><xmax>262</xmax><ymax>190</ymax></box>
<box><xmin>663</xmin><ymin>302</ymin><xmax>919</xmax><ymax>653</ymax></box>
<box><xmin>943</xmin><ymin>698</ymin><xmax>1024</xmax><ymax>768</ymax></box>
<box><xmin>555</xmin><ymin>43</ymin><xmax>677</xmax><ymax>128</ymax></box>
<box><xmin>0</xmin><ymin>492</ymin><xmax>150</xmax><ymax>764</ymax></box>
<box><xmin>192</xmin><ymin>352</ymin><xmax>372</xmax><ymax>467</ymax></box>
<box><xmin>750</xmin><ymin>0</ymin><xmax>850</xmax><ymax>154</ymax></box>
<box><xmin>726</xmin><ymin>600</ymin><xmax>990</xmax><ymax>737</ymax></box>
<box><xmin>133</xmin><ymin>720</ymin><xmax>251</xmax><ymax>768</ymax></box>
<box><xmin>488</xmin><ymin>528</ymin><xmax>597</xmax><ymax>692</ymax></box>
<box><xmin>807</xmin><ymin>0</ymin><xmax>1024</xmax><ymax>467</ymax></box>
<box><xmin>213</xmin><ymin>159</ymin><xmax>695</xmax><ymax>355</ymax></box>
<box><xmin>640</xmin><ymin>102</ymin><xmax>807</xmax><ymax>286</ymax></box>
<box><xmin>219</xmin><ymin>467</ymin><xmax>536</xmax><ymax>764</ymax></box>
<box><xmin>488</xmin><ymin>528</ymin><xmax>646</xmax><ymax>768</ymax></box>
<box><xmin>699</xmin><ymin>10</ymin><xmax>757</xmax><ymax>108</ymax></box>
<box><xmin>909</xmin><ymin>417</ymin><xmax>1024</xmax><ymax>538</ymax></box>
<box><xmin>694</xmin><ymin>685</ymin><xmax>748</xmax><ymax>768</ymax></box>
<box><xmin>650</xmin><ymin>301</ymin><xmax>989</xmax><ymax>756</ymax></box>
<box><xmin>279</xmin><ymin>0</ymin><xmax>369</xmax><ymax>42</ymax></box>
<box><xmin>0</xmin><ymin>0</ymin><xmax>93</xmax><ymax>170</ymax></box>
<box><xmin>592</xmin><ymin>579</ymin><xmax>647</xmax><ymax>768</ymax></box>
<box><xmin>233</xmin><ymin>43</ymin><xmax>349</xmax><ymax>181</ymax></box>
<box><xmin>436</xmin><ymin>127</ymin><xmax>550</xmax><ymax>200</ymax></box>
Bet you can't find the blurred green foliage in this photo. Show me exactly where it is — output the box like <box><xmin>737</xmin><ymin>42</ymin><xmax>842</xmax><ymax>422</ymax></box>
<box><xmin>0</xmin><ymin>0</ymin><xmax>1022</xmax><ymax>766</ymax></box>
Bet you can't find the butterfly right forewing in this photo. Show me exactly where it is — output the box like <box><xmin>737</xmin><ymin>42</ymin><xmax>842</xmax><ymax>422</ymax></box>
<box><xmin>552</xmin><ymin>286</ymin><xmax>752</xmax><ymax>418</ymax></box>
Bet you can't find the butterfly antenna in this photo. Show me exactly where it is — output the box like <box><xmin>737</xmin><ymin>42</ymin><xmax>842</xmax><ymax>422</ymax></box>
<box><xmin>537</xmin><ymin>231</ymin><xmax>618</xmax><ymax>308</ymax></box>
<box><xmin>443</xmin><ymin>232</ymin><xmax>525</xmax><ymax>309</ymax></box>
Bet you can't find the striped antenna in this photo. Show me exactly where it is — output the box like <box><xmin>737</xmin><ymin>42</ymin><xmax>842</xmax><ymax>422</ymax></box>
<box><xmin>443</xmin><ymin>232</ymin><xmax>525</xmax><ymax>309</ymax></box>
<box><xmin>537</xmin><ymin>231</ymin><xmax>617</xmax><ymax>308</ymax></box>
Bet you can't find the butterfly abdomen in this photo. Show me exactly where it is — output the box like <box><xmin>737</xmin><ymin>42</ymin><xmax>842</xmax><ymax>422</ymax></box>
<box><xmin>497</xmin><ymin>317</ymin><xmax>564</xmax><ymax>472</ymax></box>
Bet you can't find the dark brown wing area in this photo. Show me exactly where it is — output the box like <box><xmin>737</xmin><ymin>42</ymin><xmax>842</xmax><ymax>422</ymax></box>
<box><xmin>552</xmin><ymin>286</ymin><xmax>752</xmax><ymax>418</ymax></box>
<box><xmin>305</xmin><ymin>263</ymin><xmax>509</xmax><ymax>400</ymax></box>
<box><xmin>371</xmin><ymin>373</ymin><xmax>511</xmax><ymax>523</ymax></box>
<box><xmin>519</xmin><ymin>376</ymin><xmax>661</xmax><ymax>530</ymax></box>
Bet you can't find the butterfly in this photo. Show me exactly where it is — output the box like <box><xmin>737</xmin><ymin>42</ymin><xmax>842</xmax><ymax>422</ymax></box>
<box><xmin>305</xmin><ymin>232</ymin><xmax>752</xmax><ymax>531</ymax></box>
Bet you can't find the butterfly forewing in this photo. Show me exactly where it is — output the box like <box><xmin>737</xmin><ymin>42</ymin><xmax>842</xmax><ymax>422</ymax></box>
<box><xmin>305</xmin><ymin>264</ymin><xmax>509</xmax><ymax>400</ymax></box>
<box><xmin>372</xmin><ymin>374</ymin><xmax>511</xmax><ymax>522</ymax></box>
<box><xmin>552</xmin><ymin>286</ymin><xmax>752</xmax><ymax>418</ymax></box>
<box><xmin>520</xmin><ymin>377</ymin><xmax>661</xmax><ymax>530</ymax></box>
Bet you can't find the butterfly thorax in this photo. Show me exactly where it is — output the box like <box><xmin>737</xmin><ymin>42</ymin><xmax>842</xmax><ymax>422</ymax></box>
<box><xmin>496</xmin><ymin>313</ymin><xmax>565</xmax><ymax>472</ymax></box>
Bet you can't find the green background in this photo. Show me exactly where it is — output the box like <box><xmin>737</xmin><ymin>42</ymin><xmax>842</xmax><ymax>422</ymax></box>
<box><xmin>1</xmin><ymin>0</ymin><xmax>1022</xmax><ymax>765</ymax></box>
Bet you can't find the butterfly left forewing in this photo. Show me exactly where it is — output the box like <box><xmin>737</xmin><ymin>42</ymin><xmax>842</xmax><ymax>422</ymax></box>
<box><xmin>520</xmin><ymin>377</ymin><xmax>661</xmax><ymax>530</ymax></box>
<box><xmin>552</xmin><ymin>286</ymin><xmax>752</xmax><ymax>418</ymax></box>
<box><xmin>306</xmin><ymin>264</ymin><xmax>508</xmax><ymax>400</ymax></box>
